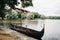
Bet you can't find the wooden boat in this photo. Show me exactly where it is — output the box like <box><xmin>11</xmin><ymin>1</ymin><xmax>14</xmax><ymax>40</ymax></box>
<box><xmin>10</xmin><ymin>24</ymin><xmax>44</xmax><ymax>40</ymax></box>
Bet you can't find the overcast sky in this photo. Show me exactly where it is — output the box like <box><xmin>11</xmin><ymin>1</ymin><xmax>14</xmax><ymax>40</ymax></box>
<box><xmin>16</xmin><ymin>0</ymin><xmax>60</xmax><ymax>16</ymax></box>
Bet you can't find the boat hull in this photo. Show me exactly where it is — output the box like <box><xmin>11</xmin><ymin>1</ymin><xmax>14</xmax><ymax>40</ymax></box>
<box><xmin>10</xmin><ymin>24</ymin><xmax>44</xmax><ymax>40</ymax></box>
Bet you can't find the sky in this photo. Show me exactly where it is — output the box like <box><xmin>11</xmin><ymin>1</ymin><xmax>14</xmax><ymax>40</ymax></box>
<box><xmin>16</xmin><ymin>0</ymin><xmax>60</xmax><ymax>16</ymax></box>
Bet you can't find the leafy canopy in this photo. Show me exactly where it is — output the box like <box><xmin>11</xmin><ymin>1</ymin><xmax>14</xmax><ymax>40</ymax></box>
<box><xmin>0</xmin><ymin>0</ymin><xmax>33</xmax><ymax>19</ymax></box>
<box><xmin>0</xmin><ymin>0</ymin><xmax>33</xmax><ymax>9</ymax></box>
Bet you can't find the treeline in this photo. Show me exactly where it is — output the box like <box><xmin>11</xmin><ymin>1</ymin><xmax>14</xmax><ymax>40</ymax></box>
<box><xmin>0</xmin><ymin>9</ymin><xmax>60</xmax><ymax>20</ymax></box>
<box><xmin>5</xmin><ymin>11</ymin><xmax>45</xmax><ymax>20</ymax></box>
<box><xmin>0</xmin><ymin>9</ymin><xmax>45</xmax><ymax>20</ymax></box>
<box><xmin>45</xmin><ymin>16</ymin><xmax>60</xmax><ymax>19</ymax></box>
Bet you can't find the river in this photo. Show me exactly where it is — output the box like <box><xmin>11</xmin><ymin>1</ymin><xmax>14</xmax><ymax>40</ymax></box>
<box><xmin>43</xmin><ymin>19</ymin><xmax>60</xmax><ymax>40</ymax></box>
<box><xmin>19</xmin><ymin>19</ymin><xmax>60</xmax><ymax>40</ymax></box>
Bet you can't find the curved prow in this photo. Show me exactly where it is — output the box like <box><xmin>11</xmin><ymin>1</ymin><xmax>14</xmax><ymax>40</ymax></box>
<box><xmin>39</xmin><ymin>23</ymin><xmax>45</xmax><ymax>38</ymax></box>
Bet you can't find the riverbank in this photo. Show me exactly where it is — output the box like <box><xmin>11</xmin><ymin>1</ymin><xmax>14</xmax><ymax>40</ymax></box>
<box><xmin>0</xmin><ymin>26</ymin><xmax>36</xmax><ymax>40</ymax></box>
<box><xmin>0</xmin><ymin>26</ymin><xmax>21</xmax><ymax>40</ymax></box>
<box><xmin>0</xmin><ymin>30</ymin><xmax>19</xmax><ymax>40</ymax></box>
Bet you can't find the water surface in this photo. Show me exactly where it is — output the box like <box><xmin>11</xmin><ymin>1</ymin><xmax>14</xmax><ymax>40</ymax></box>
<box><xmin>16</xmin><ymin>19</ymin><xmax>60</xmax><ymax>40</ymax></box>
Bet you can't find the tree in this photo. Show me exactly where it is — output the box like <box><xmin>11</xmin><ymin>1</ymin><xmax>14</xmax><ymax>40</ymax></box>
<box><xmin>0</xmin><ymin>10</ymin><xmax>5</xmax><ymax>20</ymax></box>
<box><xmin>0</xmin><ymin>0</ymin><xmax>33</xmax><ymax>9</ymax></box>
<box><xmin>21</xmin><ymin>0</ymin><xmax>33</xmax><ymax>8</ymax></box>
<box><xmin>0</xmin><ymin>0</ymin><xmax>33</xmax><ymax>19</ymax></box>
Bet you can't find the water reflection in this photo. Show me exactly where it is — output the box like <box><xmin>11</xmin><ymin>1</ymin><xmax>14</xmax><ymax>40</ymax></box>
<box><xmin>15</xmin><ymin>19</ymin><xmax>60</xmax><ymax>40</ymax></box>
<box><xmin>22</xmin><ymin>20</ymin><xmax>44</xmax><ymax>31</ymax></box>
<box><xmin>21</xmin><ymin>19</ymin><xmax>44</xmax><ymax>40</ymax></box>
<box><xmin>42</xmin><ymin>19</ymin><xmax>60</xmax><ymax>40</ymax></box>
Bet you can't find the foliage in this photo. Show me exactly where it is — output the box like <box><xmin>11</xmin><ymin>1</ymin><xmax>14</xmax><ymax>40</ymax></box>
<box><xmin>32</xmin><ymin>12</ymin><xmax>41</xmax><ymax>18</ymax></box>
<box><xmin>0</xmin><ymin>10</ymin><xmax>5</xmax><ymax>20</ymax></box>
<box><xmin>26</xmin><ymin>12</ymin><xmax>42</xmax><ymax>20</ymax></box>
<box><xmin>21</xmin><ymin>13</ymin><xmax>26</xmax><ymax>19</ymax></box>
<box><xmin>0</xmin><ymin>0</ymin><xmax>33</xmax><ymax>20</ymax></box>
<box><xmin>5</xmin><ymin>9</ymin><xmax>18</xmax><ymax>20</ymax></box>
<box><xmin>0</xmin><ymin>0</ymin><xmax>18</xmax><ymax>19</ymax></box>
<box><xmin>17</xmin><ymin>11</ymin><xmax>22</xmax><ymax>19</ymax></box>
<box><xmin>21</xmin><ymin>0</ymin><xmax>33</xmax><ymax>8</ymax></box>
<box><xmin>46</xmin><ymin>16</ymin><xmax>60</xmax><ymax>19</ymax></box>
<box><xmin>0</xmin><ymin>0</ymin><xmax>33</xmax><ymax>9</ymax></box>
<box><xmin>6</xmin><ymin>14</ymin><xmax>18</xmax><ymax>20</ymax></box>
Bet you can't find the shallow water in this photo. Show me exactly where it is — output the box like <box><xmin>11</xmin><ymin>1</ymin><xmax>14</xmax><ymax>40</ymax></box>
<box><xmin>4</xmin><ymin>19</ymin><xmax>60</xmax><ymax>40</ymax></box>
<box><xmin>42</xmin><ymin>19</ymin><xmax>60</xmax><ymax>40</ymax></box>
<box><xmin>20</xmin><ymin>19</ymin><xmax>60</xmax><ymax>40</ymax></box>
